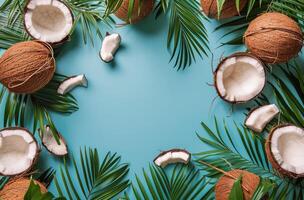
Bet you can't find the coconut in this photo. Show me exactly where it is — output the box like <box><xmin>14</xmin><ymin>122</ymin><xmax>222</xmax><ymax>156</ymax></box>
<box><xmin>0</xmin><ymin>178</ymin><xmax>47</xmax><ymax>200</ymax></box>
<box><xmin>57</xmin><ymin>74</ymin><xmax>88</xmax><ymax>95</ymax></box>
<box><xmin>215</xmin><ymin>169</ymin><xmax>260</xmax><ymax>200</ymax></box>
<box><xmin>0</xmin><ymin>128</ymin><xmax>39</xmax><ymax>176</ymax></box>
<box><xmin>24</xmin><ymin>0</ymin><xmax>74</xmax><ymax>44</ymax></box>
<box><xmin>0</xmin><ymin>41</ymin><xmax>55</xmax><ymax>94</ymax></box>
<box><xmin>115</xmin><ymin>0</ymin><xmax>154</xmax><ymax>24</ymax></box>
<box><xmin>244</xmin><ymin>12</ymin><xmax>303</xmax><ymax>64</ymax></box>
<box><xmin>214</xmin><ymin>52</ymin><xmax>266</xmax><ymax>104</ymax></box>
<box><xmin>201</xmin><ymin>0</ymin><xmax>247</xmax><ymax>19</ymax></box>
<box><xmin>100</xmin><ymin>32</ymin><xmax>121</xmax><ymax>63</ymax></box>
<box><xmin>266</xmin><ymin>124</ymin><xmax>304</xmax><ymax>178</ymax></box>
<box><xmin>154</xmin><ymin>149</ymin><xmax>190</xmax><ymax>168</ymax></box>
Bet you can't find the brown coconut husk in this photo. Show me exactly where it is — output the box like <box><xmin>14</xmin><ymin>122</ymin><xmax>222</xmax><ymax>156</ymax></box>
<box><xmin>0</xmin><ymin>178</ymin><xmax>47</xmax><ymax>200</ymax></box>
<box><xmin>0</xmin><ymin>41</ymin><xmax>55</xmax><ymax>94</ymax></box>
<box><xmin>115</xmin><ymin>0</ymin><xmax>154</xmax><ymax>24</ymax></box>
<box><xmin>201</xmin><ymin>0</ymin><xmax>247</xmax><ymax>19</ymax></box>
<box><xmin>244</xmin><ymin>12</ymin><xmax>303</xmax><ymax>64</ymax></box>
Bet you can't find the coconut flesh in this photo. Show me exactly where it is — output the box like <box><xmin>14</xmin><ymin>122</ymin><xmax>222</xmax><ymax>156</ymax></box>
<box><xmin>245</xmin><ymin>104</ymin><xmax>279</xmax><ymax>133</ymax></box>
<box><xmin>154</xmin><ymin>149</ymin><xmax>190</xmax><ymax>168</ymax></box>
<box><xmin>24</xmin><ymin>0</ymin><xmax>73</xmax><ymax>44</ymax></box>
<box><xmin>100</xmin><ymin>33</ymin><xmax>121</xmax><ymax>62</ymax></box>
<box><xmin>57</xmin><ymin>74</ymin><xmax>88</xmax><ymax>95</ymax></box>
<box><xmin>0</xmin><ymin>128</ymin><xmax>38</xmax><ymax>176</ymax></box>
<box><xmin>215</xmin><ymin>53</ymin><xmax>266</xmax><ymax>103</ymax></box>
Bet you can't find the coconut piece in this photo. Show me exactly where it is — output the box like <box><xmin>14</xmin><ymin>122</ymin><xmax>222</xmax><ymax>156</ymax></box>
<box><xmin>100</xmin><ymin>33</ymin><xmax>121</xmax><ymax>63</ymax></box>
<box><xmin>244</xmin><ymin>12</ymin><xmax>303</xmax><ymax>64</ymax></box>
<box><xmin>24</xmin><ymin>0</ymin><xmax>73</xmax><ymax>44</ymax></box>
<box><xmin>266</xmin><ymin>124</ymin><xmax>304</xmax><ymax>178</ymax></box>
<box><xmin>0</xmin><ymin>128</ymin><xmax>38</xmax><ymax>176</ymax></box>
<box><xmin>39</xmin><ymin>126</ymin><xmax>68</xmax><ymax>156</ymax></box>
<box><xmin>0</xmin><ymin>178</ymin><xmax>47</xmax><ymax>200</ymax></box>
<box><xmin>153</xmin><ymin>149</ymin><xmax>190</xmax><ymax>168</ymax></box>
<box><xmin>57</xmin><ymin>74</ymin><xmax>88</xmax><ymax>95</ymax></box>
<box><xmin>214</xmin><ymin>53</ymin><xmax>266</xmax><ymax>104</ymax></box>
<box><xmin>245</xmin><ymin>104</ymin><xmax>279</xmax><ymax>133</ymax></box>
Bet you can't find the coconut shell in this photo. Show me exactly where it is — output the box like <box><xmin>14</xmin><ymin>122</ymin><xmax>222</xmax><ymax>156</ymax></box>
<box><xmin>215</xmin><ymin>169</ymin><xmax>260</xmax><ymax>200</ymax></box>
<box><xmin>244</xmin><ymin>12</ymin><xmax>303</xmax><ymax>64</ymax></box>
<box><xmin>0</xmin><ymin>41</ymin><xmax>55</xmax><ymax>94</ymax></box>
<box><xmin>115</xmin><ymin>0</ymin><xmax>154</xmax><ymax>24</ymax></box>
<box><xmin>0</xmin><ymin>178</ymin><xmax>47</xmax><ymax>200</ymax></box>
<box><xmin>201</xmin><ymin>0</ymin><xmax>247</xmax><ymax>19</ymax></box>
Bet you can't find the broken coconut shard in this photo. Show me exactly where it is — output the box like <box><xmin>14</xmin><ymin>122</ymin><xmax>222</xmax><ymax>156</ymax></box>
<box><xmin>0</xmin><ymin>128</ymin><xmax>38</xmax><ymax>176</ymax></box>
<box><xmin>24</xmin><ymin>0</ymin><xmax>73</xmax><ymax>44</ymax></box>
<box><xmin>266</xmin><ymin>125</ymin><xmax>304</xmax><ymax>178</ymax></box>
<box><xmin>245</xmin><ymin>104</ymin><xmax>280</xmax><ymax>133</ymax></box>
<box><xmin>57</xmin><ymin>74</ymin><xmax>88</xmax><ymax>95</ymax></box>
<box><xmin>153</xmin><ymin>149</ymin><xmax>190</xmax><ymax>168</ymax></box>
<box><xmin>100</xmin><ymin>33</ymin><xmax>121</xmax><ymax>63</ymax></box>
<box><xmin>39</xmin><ymin>126</ymin><xmax>68</xmax><ymax>156</ymax></box>
<box><xmin>214</xmin><ymin>53</ymin><xmax>266</xmax><ymax>104</ymax></box>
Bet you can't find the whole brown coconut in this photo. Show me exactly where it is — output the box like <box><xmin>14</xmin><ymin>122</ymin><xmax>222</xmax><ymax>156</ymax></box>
<box><xmin>0</xmin><ymin>178</ymin><xmax>47</xmax><ymax>200</ymax></box>
<box><xmin>244</xmin><ymin>12</ymin><xmax>303</xmax><ymax>64</ymax></box>
<box><xmin>0</xmin><ymin>41</ymin><xmax>55</xmax><ymax>94</ymax></box>
<box><xmin>115</xmin><ymin>0</ymin><xmax>154</xmax><ymax>24</ymax></box>
<box><xmin>201</xmin><ymin>0</ymin><xmax>247</xmax><ymax>19</ymax></box>
<box><xmin>215</xmin><ymin>169</ymin><xmax>260</xmax><ymax>200</ymax></box>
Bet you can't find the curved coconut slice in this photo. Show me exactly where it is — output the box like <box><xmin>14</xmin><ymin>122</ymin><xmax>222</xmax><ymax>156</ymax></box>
<box><xmin>0</xmin><ymin>128</ymin><xmax>38</xmax><ymax>176</ymax></box>
<box><xmin>266</xmin><ymin>125</ymin><xmax>304</xmax><ymax>178</ymax></box>
<box><xmin>245</xmin><ymin>104</ymin><xmax>280</xmax><ymax>133</ymax></box>
<box><xmin>100</xmin><ymin>33</ymin><xmax>121</xmax><ymax>63</ymax></box>
<box><xmin>57</xmin><ymin>74</ymin><xmax>88</xmax><ymax>95</ymax></box>
<box><xmin>24</xmin><ymin>0</ymin><xmax>73</xmax><ymax>44</ymax></box>
<box><xmin>39</xmin><ymin>126</ymin><xmax>68</xmax><ymax>156</ymax></box>
<box><xmin>215</xmin><ymin>53</ymin><xmax>266</xmax><ymax>104</ymax></box>
<box><xmin>154</xmin><ymin>149</ymin><xmax>190</xmax><ymax>168</ymax></box>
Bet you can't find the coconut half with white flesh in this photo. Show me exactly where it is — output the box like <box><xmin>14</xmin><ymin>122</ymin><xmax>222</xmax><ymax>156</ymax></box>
<box><xmin>245</xmin><ymin>104</ymin><xmax>280</xmax><ymax>133</ymax></box>
<box><xmin>24</xmin><ymin>0</ymin><xmax>73</xmax><ymax>44</ymax></box>
<box><xmin>39</xmin><ymin>126</ymin><xmax>68</xmax><ymax>156</ymax></box>
<box><xmin>100</xmin><ymin>33</ymin><xmax>121</xmax><ymax>63</ymax></box>
<box><xmin>154</xmin><ymin>149</ymin><xmax>190</xmax><ymax>168</ymax></box>
<box><xmin>0</xmin><ymin>128</ymin><xmax>38</xmax><ymax>176</ymax></box>
<box><xmin>57</xmin><ymin>74</ymin><xmax>88</xmax><ymax>95</ymax></box>
<box><xmin>266</xmin><ymin>124</ymin><xmax>304</xmax><ymax>178</ymax></box>
<box><xmin>215</xmin><ymin>53</ymin><xmax>266</xmax><ymax>104</ymax></box>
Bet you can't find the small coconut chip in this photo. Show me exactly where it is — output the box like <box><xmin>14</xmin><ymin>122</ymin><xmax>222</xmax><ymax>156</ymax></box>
<box><xmin>24</xmin><ymin>0</ymin><xmax>73</xmax><ymax>44</ymax></box>
<box><xmin>100</xmin><ymin>33</ymin><xmax>121</xmax><ymax>63</ymax></box>
<box><xmin>0</xmin><ymin>128</ymin><xmax>38</xmax><ymax>176</ymax></box>
<box><xmin>245</xmin><ymin>104</ymin><xmax>280</xmax><ymax>133</ymax></box>
<box><xmin>57</xmin><ymin>74</ymin><xmax>88</xmax><ymax>95</ymax></box>
<box><xmin>153</xmin><ymin>149</ymin><xmax>190</xmax><ymax>168</ymax></box>
<box><xmin>39</xmin><ymin>126</ymin><xmax>68</xmax><ymax>156</ymax></box>
<box><xmin>214</xmin><ymin>53</ymin><xmax>266</xmax><ymax>104</ymax></box>
<box><xmin>266</xmin><ymin>125</ymin><xmax>304</xmax><ymax>178</ymax></box>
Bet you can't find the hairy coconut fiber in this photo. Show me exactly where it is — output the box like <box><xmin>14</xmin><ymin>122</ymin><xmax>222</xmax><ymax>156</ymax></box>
<box><xmin>0</xmin><ymin>178</ymin><xmax>47</xmax><ymax>200</ymax></box>
<box><xmin>0</xmin><ymin>41</ymin><xmax>55</xmax><ymax>94</ymax></box>
<box><xmin>244</xmin><ymin>12</ymin><xmax>303</xmax><ymax>64</ymax></box>
<box><xmin>201</xmin><ymin>0</ymin><xmax>247</xmax><ymax>19</ymax></box>
<box><xmin>215</xmin><ymin>169</ymin><xmax>260</xmax><ymax>200</ymax></box>
<box><xmin>115</xmin><ymin>0</ymin><xmax>154</xmax><ymax>24</ymax></box>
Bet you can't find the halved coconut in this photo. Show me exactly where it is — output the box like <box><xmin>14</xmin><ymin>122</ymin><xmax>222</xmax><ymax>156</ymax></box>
<box><xmin>100</xmin><ymin>32</ymin><xmax>121</xmax><ymax>63</ymax></box>
<box><xmin>39</xmin><ymin>126</ymin><xmax>68</xmax><ymax>156</ymax></box>
<box><xmin>154</xmin><ymin>149</ymin><xmax>190</xmax><ymax>168</ymax></box>
<box><xmin>24</xmin><ymin>0</ymin><xmax>73</xmax><ymax>44</ymax></box>
<box><xmin>214</xmin><ymin>53</ymin><xmax>266</xmax><ymax>103</ymax></box>
<box><xmin>266</xmin><ymin>124</ymin><xmax>304</xmax><ymax>178</ymax></box>
<box><xmin>245</xmin><ymin>104</ymin><xmax>280</xmax><ymax>133</ymax></box>
<box><xmin>0</xmin><ymin>128</ymin><xmax>38</xmax><ymax>176</ymax></box>
<box><xmin>57</xmin><ymin>74</ymin><xmax>88</xmax><ymax>95</ymax></box>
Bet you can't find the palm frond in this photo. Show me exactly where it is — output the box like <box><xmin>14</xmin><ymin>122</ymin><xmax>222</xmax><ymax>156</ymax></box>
<box><xmin>0</xmin><ymin>176</ymin><xmax>9</xmax><ymax>190</ymax></box>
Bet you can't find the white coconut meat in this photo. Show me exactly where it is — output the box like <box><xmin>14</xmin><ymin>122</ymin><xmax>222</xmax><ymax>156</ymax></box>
<box><xmin>215</xmin><ymin>54</ymin><xmax>266</xmax><ymax>103</ymax></box>
<box><xmin>100</xmin><ymin>33</ymin><xmax>121</xmax><ymax>62</ymax></box>
<box><xmin>24</xmin><ymin>0</ymin><xmax>73</xmax><ymax>43</ymax></box>
<box><xmin>154</xmin><ymin>149</ymin><xmax>190</xmax><ymax>168</ymax></box>
<box><xmin>271</xmin><ymin>125</ymin><xmax>304</xmax><ymax>175</ymax></box>
<box><xmin>0</xmin><ymin>128</ymin><xmax>38</xmax><ymax>176</ymax></box>
<box><xmin>245</xmin><ymin>104</ymin><xmax>280</xmax><ymax>133</ymax></box>
<box><xmin>57</xmin><ymin>74</ymin><xmax>88</xmax><ymax>95</ymax></box>
<box><xmin>39</xmin><ymin>126</ymin><xmax>68</xmax><ymax>156</ymax></box>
